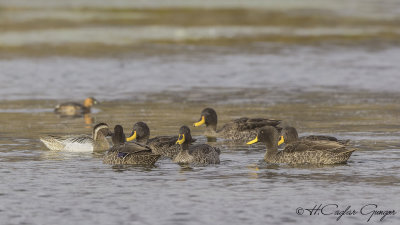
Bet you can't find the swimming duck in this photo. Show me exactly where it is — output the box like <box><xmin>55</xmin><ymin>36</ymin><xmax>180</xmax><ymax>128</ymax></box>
<box><xmin>280</xmin><ymin>126</ymin><xmax>350</xmax><ymax>145</ymax></box>
<box><xmin>247</xmin><ymin>126</ymin><xmax>356</xmax><ymax>165</ymax></box>
<box><xmin>40</xmin><ymin>123</ymin><xmax>111</xmax><ymax>152</ymax></box>
<box><xmin>193</xmin><ymin>107</ymin><xmax>281</xmax><ymax>142</ymax></box>
<box><xmin>126</xmin><ymin>121</ymin><xmax>195</xmax><ymax>159</ymax></box>
<box><xmin>173</xmin><ymin>126</ymin><xmax>220</xmax><ymax>165</ymax></box>
<box><xmin>103</xmin><ymin>125</ymin><xmax>161</xmax><ymax>165</ymax></box>
<box><xmin>54</xmin><ymin>97</ymin><xmax>99</xmax><ymax>116</ymax></box>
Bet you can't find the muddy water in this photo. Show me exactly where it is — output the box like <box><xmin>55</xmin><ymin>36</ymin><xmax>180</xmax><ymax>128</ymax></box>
<box><xmin>1</xmin><ymin>86</ymin><xmax>400</xmax><ymax>225</ymax></box>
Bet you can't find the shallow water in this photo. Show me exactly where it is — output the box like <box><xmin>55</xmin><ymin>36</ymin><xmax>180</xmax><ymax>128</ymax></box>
<box><xmin>1</xmin><ymin>0</ymin><xmax>400</xmax><ymax>224</ymax></box>
<box><xmin>1</xmin><ymin>93</ymin><xmax>400</xmax><ymax>225</ymax></box>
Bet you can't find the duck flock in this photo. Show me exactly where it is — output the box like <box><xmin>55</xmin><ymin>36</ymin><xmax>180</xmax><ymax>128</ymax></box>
<box><xmin>40</xmin><ymin>97</ymin><xmax>356</xmax><ymax>166</ymax></box>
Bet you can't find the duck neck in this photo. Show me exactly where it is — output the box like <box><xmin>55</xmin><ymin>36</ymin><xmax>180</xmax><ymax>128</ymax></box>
<box><xmin>286</xmin><ymin>133</ymin><xmax>298</xmax><ymax>144</ymax></box>
<box><xmin>93</xmin><ymin>133</ymin><xmax>110</xmax><ymax>152</ymax></box>
<box><xmin>136</xmin><ymin>136</ymin><xmax>148</xmax><ymax>145</ymax></box>
<box><xmin>180</xmin><ymin>142</ymin><xmax>190</xmax><ymax>153</ymax></box>
<box><xmin>205</xmin><ymin>124</ymin><xmax>218</xmax><ymax>136</ymax></box>
<box><xmin>264</xmin><ymin>142</ymin><xmax>279</xmax><ymax>158</ymax></box>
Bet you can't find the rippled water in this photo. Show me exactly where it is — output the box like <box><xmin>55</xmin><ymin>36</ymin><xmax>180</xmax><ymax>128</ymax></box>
<box><xmin>1</xmin><ymin>0</ymin><xmax>400</xmax><ymax>224</ymax></box>
<box><xmin>1</xmin><ymin>94</ymin><xmax>400</xmax><ymax>224</ymax></box>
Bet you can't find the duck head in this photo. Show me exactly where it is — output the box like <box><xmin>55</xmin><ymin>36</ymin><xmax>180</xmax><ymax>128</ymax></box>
<box><xmin>280</xmin><ymin>126</ymin><xmax>299</xmax><ymax>145</ymax></box>
<box><xmin>84</xmin><ymin>97</ymin><xmax>99</xmax><ymax>108</ymax></box>
<box><xmin>112</xmin><ymin>125</ymin><xmax>126</xmax><ymax>145</ymax></box>
<box><xmin>246</xmin><ymin>126</ymin><xmax>280</xmax><ymax>149</ymax></box>
<box><xmin>176</xmin><ymin>125</ymin><xmax>193</xmax><ymax>145</ymax></box>
<box><xmin>193</xmin><ymin>108</ymin><xmax>218</xmax><ymax>130</ymax></box>
<box><xmin>126</xmin><ymin>121</ymin><xmax>150</xmax><ymax>144</ymax></box>
<box><xmin>92</xmin><ymin>123</ymin><xmax>112</xmax><ymax>140</ymax></box>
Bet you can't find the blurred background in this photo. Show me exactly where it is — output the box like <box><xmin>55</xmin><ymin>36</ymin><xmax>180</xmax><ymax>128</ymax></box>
<box><xmin>1</xmin><ymin>0</ymin><xmax>400</xmax><ymax>100</ymax></box>
<box><xmin>1</xmin><ymin>0</ymin><xmax>400</xmax><ymax>54</ymax></box>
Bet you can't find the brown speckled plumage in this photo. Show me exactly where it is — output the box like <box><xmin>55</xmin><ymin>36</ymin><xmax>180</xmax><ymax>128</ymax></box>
<box><xmin>282</xmin><ymin>126</ymin><xmax>350</xmax><ymax>145</ymax></box>
<box><xmin>103</xmin><ymin>145</ymin><xmax>161</xmax><ymax>165</ymax></box>
<box><xmin>147</xmin><ymin>136</ymin><xmax>180</xmax><ymax>158</ymax></box>
<box><xmin>127</xmin><ymin>122</ymin><xmax>195</xmax><ymax>159</ymax></box>
<box><xmin>103</xmin><ymin>125</ymin><xmax>160</xmax><ymax>165</ymax></box>
<box><xmin>193</xmin><ymin>108</ymin><xmax>281</xmax><ymax>142</ymax></box>
<box><xmin>249</xmin><ymin>126</ymin><xmax>356</xmax><ymax>165</ymax></box>
<box><xmin>173</xmin><ymin>126</ymin><xmax>220</xmax><ymax>165</ymax></box>
<box><xmin>268</xmin><ymin>141</ymin><xmax>355</xmax><ymax>164</ymax></box>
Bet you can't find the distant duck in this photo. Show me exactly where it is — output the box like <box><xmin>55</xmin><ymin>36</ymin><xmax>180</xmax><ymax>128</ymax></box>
<box><xmin>54</xmin><ymin>97</ymin><xmax>99</xmax><ymax>116</ymax></box>
<box><xmin>280</xmin><ymin>126</ymin><xmax>350</xmax><ymax>145</ymax></box>
<box><xmin>247</xmin><ymin>126</ymin><xmax>356</xmax><ymax>165</ymax></box>
<box><xmin>193</xmin><ymin>107</ymin><xmax>281</xmax><ymax>142</ymax></box>
<box><xmin>126</xmin><ymin>122</ymin><xmax>195</xmax><ymax>159</ymax></box>
<box><xmin>173</xmin><ymin>126</ymin><xmax>220</xmax><ymax>165</ymax></box>
<box><xmin>103</xmin><ymin>125</ymin><xmax>161</xmax><ymax>165</ymax></box>
<box><xmin>40</xmin><ymin>123</ymin><xmax>111</xmax><ymax>152</ymax></box>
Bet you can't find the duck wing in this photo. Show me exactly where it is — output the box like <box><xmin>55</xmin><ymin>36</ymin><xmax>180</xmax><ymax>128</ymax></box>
<box><xmin>189</xmin><ymin>144</ymin><xmax>221</xmax><ymax>164</ymax></box>
<box><xmin>218</xmin><ymin>117</ymin><xmax>281</xmax><ymax>142</ymax></box>
<box><xmin>148</xmin><ymin>135</ymin><xmax>198</xmax><ymax>158</ymax></box>
<box><xmin>228</xmin><ymin>117</ymin><xmax>281</xmax><ymax>131</ymax></box>
<box><xmin>56</xmin><ymin>102</ymin><xmax>84</xmax><ymax>107</ymax></box>
<box><xmin>148</xmin><ymin>135</ymin><xmax>196</xmax><ymax>146</ymax></box>
<box><xmin>41</xmin><ymin>134</ymin><xmax>93</xmax><ymax>144</ymax></box>
<box><xmin>110</xmin><ymin>142</ymin><xmax>152</xmax><ymax>154</ymax></box>
<box><xmin>147</xmin><ymin>136</ymin><xmax>178</xmax><ymax>149</ymax></box>
<box><xmin>40</xmin><ymin>134</ymin><xmax>93</xmax><ymax>151</ymax></box>
<box><xmin>190</xmin><ymin>144</ymin><xmax>220</xmax><ymax>155</ymax></box>
<box><xmin>300</xmin><ymin>135</ymin><xmax>350</xmax><ymax>145</ymax></box>
<box><xmin>283</xmin><ymin>140</ymin><xmax>346</xmax><ymax>153</ymax></box>
<box><xmin>54</xmin><ymin>102</ymin><xmax>85</xmax><ymax>112</ymax></box>
<box><xmin>64</xmin><ymin>135</ymin><xmax>93</xmax><ymax>144</ymax></box>
<box><xmin>104</xmin><ymin>143</ymin><xmax>160</xmax><ymax>165</ymax></box>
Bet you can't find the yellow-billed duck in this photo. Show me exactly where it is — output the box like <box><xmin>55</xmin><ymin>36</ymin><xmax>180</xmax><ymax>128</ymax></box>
<box><xmin>103</xmin><ymin>125</ymin><xmax>161</xmax><ymax>165</ymax></box>
<box><xmin>173</xmin><ymin>126</ymin><xmax>220</xmax><ymax>165</ymax></box>
<box><xmin>247</xmin><ymin>126</ymin><xmax>356</xmax><ymax>165</ymax></box>
<box><xmin>280</xmin><ymin>126</ymin><xmax>350</xmax><ymax>145</ymax></box>
<box><xmin>193</xmin><ymin>107</ymin><xmax>281</xmax><ymax>142</ymax></box>
<box><xmin>126</xmin><ymin>121</ymin><xmax>195</xmax><ymax>159</ymax></box>
<box><xmin>40</xmin><ymin>123</ymin><xmax>111</xmax><ymax>152</ymax></box>
<box><xmin>54</xmin><ymin>97</ymin><xmax>99</xmax><ymax>116</ymax></box>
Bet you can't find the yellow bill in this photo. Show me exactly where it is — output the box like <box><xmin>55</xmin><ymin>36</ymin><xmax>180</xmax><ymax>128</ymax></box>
<box><xmin>176</xmin><ymin>134</ymin><xmax>185</xmax><ymax>144</ymax></box>
<box><xmin>126</xmin><ymin>131</ymin><xmax>137</xmax><ymax>142</ymax></box>
<box><xmin>278</xmin><ymin>136</ymin><xmax>284</xmax><ymax>146</ymax></box>
<box><xmin>246</xmin><ymin>136</ymin><xmax>258</xmax><ymax>145</ymax></box>
<box><xmin>193</xmin><ymin>116</ymin><xmax>205</xmax><ymax>127</ymax></box>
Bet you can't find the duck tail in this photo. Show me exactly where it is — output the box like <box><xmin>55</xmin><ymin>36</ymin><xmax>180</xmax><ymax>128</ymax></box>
<box><xmin>39</xmin><ymin>136</ymin><xmax>65</xmax><ymax>150</ymax></box>
<box><xmin>337</xmin><ymin>148</ymin><xmax>357</xmax><ymax>158</ymax></box>
<box><xmin>343</xmin><ymin>148</ymin><xmax>357</xmax><ymax>153</ymax></box>
<box><xmin>338</xmin><ymin>139</ymin><xmax>351</xmax><ymax>145</ymax></box>
<box><xmin>39</xmin><ymin>136</ymin><xmax>53</xmax><ymax>149</ymax></box>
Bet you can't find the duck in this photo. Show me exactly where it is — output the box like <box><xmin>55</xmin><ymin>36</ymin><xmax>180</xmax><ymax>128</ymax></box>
<box><xmin>279</xmin><ymin>126</ymin><xmax>350</xmax><ymax>146</ymax></box>
<box><xmin>126</xmin><ymin>121</ymin><xmax>195</xmax><ymax>159</ymax></box>
<box><xmin>173</xmin><ymin>126</ymin><xmax>220</xmax><ymax>165</ymax></box>
<box><xmin>193</xmin><ymin>107</ymin><xmax>281</xmax><ymax>142</ymax></box>
<box><xmin>103</xmin><ymin>125</ymin><xmax>161</xmax><ymax>165</ymax></box>
<box><xmin>40</xmin><ymin>123</ymin><xmax>111</xmax><ymax>152</ymax></box>
<box><xmin>54</xmin><ymin>97</ymin><xmax>99</xmax><ymax>116</ymax></box>
<box><xmin>247</xmin><ymin>126</ymin><xmax>356</xmax><ymax>165</ymax></box>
